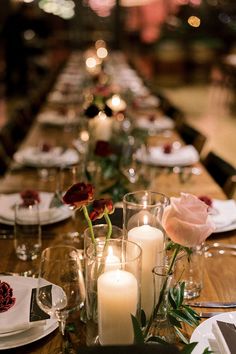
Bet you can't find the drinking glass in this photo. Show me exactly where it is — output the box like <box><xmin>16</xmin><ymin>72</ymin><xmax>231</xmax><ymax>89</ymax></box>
<box><xmin>123</xmin><ymin>190</ymin><xmax>170</xmax><ymax>319</ymax></box>
<box><xmin>14</xmin><ymin>201</ymin><xmax>42</xmax><ymax>261</ymax></box>
<box><xmin>36</xmin><ymin>245</ymin><xmax>85</xmax><ymax>354</ymax></box>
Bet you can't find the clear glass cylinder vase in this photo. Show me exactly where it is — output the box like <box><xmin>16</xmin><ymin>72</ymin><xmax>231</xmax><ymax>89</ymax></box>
<box><xmin>85</xmin><ymin>238</ymin><xmax>142</xmax><ymax>346</ymax></box>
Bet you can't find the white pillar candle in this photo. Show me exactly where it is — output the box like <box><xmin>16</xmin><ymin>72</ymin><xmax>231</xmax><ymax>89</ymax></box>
<box><xmin>90</xmin><ymin>111</ymin><xmax>113</xmax><ymax>141</ymax></box>
<box><xmin>98</xmin><ymin>269</ymin><xmax>138</xmax><ymax>345</ymax></box>
<box><xmin>128</xmin><ymin>225</ymin><xmax>164</xmax><ymax>319</ymax></box>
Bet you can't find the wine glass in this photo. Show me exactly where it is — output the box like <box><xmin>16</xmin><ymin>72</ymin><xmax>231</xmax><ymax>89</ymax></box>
<box><xmin>36</xmin><ymin>245</ymin><xmax>85</xmax><ymax>353</ymax></box>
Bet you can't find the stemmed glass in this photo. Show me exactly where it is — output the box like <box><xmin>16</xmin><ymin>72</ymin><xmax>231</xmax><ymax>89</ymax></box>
<box><xmin>36</xmin><ymin>245</ymin><xmax>85</xmax><ymax>353</ymax></box>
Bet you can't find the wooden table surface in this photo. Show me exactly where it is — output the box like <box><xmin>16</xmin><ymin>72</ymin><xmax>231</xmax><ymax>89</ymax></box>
<box><xmin>0</xmin><ymin>56</ymin><xmax>236</xmax><ymax>353</ymax></box>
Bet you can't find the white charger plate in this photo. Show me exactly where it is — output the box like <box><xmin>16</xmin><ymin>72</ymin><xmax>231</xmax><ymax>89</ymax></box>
<box><xmin>190</xmin><ymin>312</ymin><xmax>236</xmax><ymax>354</ymax></box>
<box><xmin>0</xmin><ymin>276</ymin><xmax>58</xmax><ymax>350</ymax></box>
<box><xmin>0</xmin><ymin>192</ymin><xmax>72</xmax><ymax>226</ymax></box>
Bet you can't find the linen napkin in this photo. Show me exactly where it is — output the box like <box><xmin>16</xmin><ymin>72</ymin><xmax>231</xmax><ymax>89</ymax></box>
<box><xmin>212</xmin><ymin>320</ymin><xmax>236</xmax><ymax>354</ymax></box>
<box><xmin>136</xmin><ymin>116</ymin><xmax>174</xmax><ymax>132</ymax></box>
<box><xmin>136</xmin><ymin>145</ymin><xmax>199</xmax><ymax>167</ymax></box>
<box><xmin>16</xmin><ymin>147</ymin><xmax>79</xmax><ymax>167</ymax></box>
<box><xmin>211</xmin><ymin>199</ymin><xmax>236</xmax><ymax>229</ymax></box>
<box><xmin>0</xmin><ymin>192</ymin><xmax>67</xmax><ymax>224</ymax></box>
<box><xmin>0</xmin><ymin>278</ymin><xmax>49</xmax><ymax>335</ymax></box>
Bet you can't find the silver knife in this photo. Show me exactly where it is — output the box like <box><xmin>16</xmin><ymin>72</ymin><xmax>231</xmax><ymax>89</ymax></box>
<box><xmin>199</xmin><ymin>312</ymin><xmax>224</xmax><ymax>318</ymax></box>
<box><xmin>189</xmin><ymin>301</ymin><xmax>236</xmax><ymax>308</ymax></box>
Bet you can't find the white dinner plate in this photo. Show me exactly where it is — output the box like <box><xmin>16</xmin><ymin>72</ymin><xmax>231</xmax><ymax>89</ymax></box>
<box><xmin>0</xmin><ymin>192</ymin><xmax>72</xmax><ymax>226</ymax></box>
<box><xmin>135</xmin><ymin>116</ymin><xmax>175</xmax><ymax>132</ymax></box>
<box><xmin>190</xmin><ymin>312</ymin><xmax>236</xmax><ymax>354</ymax></box>
<box><xmin>0</xmin><ymin>276</ymin><xmax>58</xmax><ymax>350</ymax></box>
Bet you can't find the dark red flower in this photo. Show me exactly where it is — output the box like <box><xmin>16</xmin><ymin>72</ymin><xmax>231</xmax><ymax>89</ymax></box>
<box><xmin>63</xmin><ymin>182</ymin><xmax>94</xmax><ymax>209</ymax></box>
<box><xmin>84</xmin><ymin>104</ymin><xmax>99</xmax><ymax>119</ymax></box>
<box><xmin>20</xmin><ymin>189</ymin><xmax>40</xmax><ymax>206</ymax></box>
<box><xmin>41</xmin><ymin>143</ymin><xmax>52</xmax><ymax>152</ymax></box>
<box><xmin>94</xmin><ymin>140</ymin><xmax>113</xmax><ymax>157</ymax></box>
<box><xmin>89</xmin><ymin>199</ymin><xmax>114</xmax><ymax>221</ymax></box>
<box><xmin>0</xmin><ymin>281</ymin><xmax>16</xmax><ymax>313</ymax></box>
<box><xmin>163</xmin><ymin>143</ymin><xmax>173</xmax><ymax>154</ymax></box>
<box><xmin>198</xmin><ymin>195</ymin><xmax>213</xmax><ymax>208</ymax></box>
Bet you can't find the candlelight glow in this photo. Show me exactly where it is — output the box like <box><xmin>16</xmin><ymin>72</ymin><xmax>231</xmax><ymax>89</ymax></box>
<box><xmin>188</xmin><ymin>15</ymin><xmax>201</xmax><ymax>27</ymax></box>
<box><xmin>97</xmin><ymin>47</ymin><xmax>108</xmax><ymax>59</ymax></box>
<box><xmin>86</xmin><ymin>57</ymin><xmax>97</xmax><ymax>69</ymax></box>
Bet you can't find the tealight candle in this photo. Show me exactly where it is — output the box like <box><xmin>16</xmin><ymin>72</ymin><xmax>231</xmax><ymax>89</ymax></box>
<box><xmin>97</xmin><ymin>269</ymin><xmax>138</xmax><ymax>345</ymax></box>
<box><xmin>128</xmin><ymin>224</ymin><xmax>164</xmax><ymax>318</ymax></box>
<box><xmin>106</xmin><ymin>94</ymin><xmax>127</xmax><ymax>112</ymax></box>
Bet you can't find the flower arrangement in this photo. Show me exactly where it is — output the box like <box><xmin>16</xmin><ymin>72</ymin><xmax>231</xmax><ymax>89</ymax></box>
<box><xmin>0</xmin><ymin>280</ymin><xmax>16</xmax><ymax>313</ymax></box>
<box><xmin>63</xmin><ymin>182</ymin><xmax>114</xmax><ymax>244</ymax></box>
<box><xmin>131</xmin><ymin>193</ymin><xmax>215</xmax><ymax>349</ymax></box>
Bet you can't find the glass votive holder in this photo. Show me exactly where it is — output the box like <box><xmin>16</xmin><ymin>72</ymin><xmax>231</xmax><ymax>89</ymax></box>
<box><xmin>83</xmin><ymin>224</ymin><xmax>123</xmax><ymax>254</ymax></box>
<box><xmin>85</xmin><ymin>238</ymin><xmax>142</xmax><ymax>346</ymax></box>
<box><xmin>123</xmin><ymin>190</ymin><xmax>170</xmax><ymax>319</ymax></box>
<box><xmin>14</xmin><ymin>202</ymin><xmax>42</xmax><ymax>261</ymax></box>
<box><xmin>175</xmin><ymin>243</ymin><xmax>205</xmax><ymax>299</ymax></box>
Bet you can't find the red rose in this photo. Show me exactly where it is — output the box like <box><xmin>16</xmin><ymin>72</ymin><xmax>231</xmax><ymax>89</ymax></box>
<box><xmin>20</xmin><ymin>189</ymin><xmax>40</xmax><ymax>206</ymax></box>
<box><xmin>94</xmin><ymin>140</ymin><xmax>113</xmax><ymax>157</ymax></box>
<box><xmin>163</xmin><ymin>143</ymin><xmax>173</xmax><ymax>154</ymax></box>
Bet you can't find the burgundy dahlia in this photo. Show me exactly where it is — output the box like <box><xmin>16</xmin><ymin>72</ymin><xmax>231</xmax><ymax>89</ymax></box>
<box><xmin>20</xmin><ymin>189</ymin><xmax>40</xmax><ymax>206</ymax></box>
<box><xmin>94</xmin><ymin>140</ymin><xmax>113</xmax><ymax>157</ymax></box>
<box><xmin>0</xmin><ymin>280</ymin><xmax>16</xmax><ymax>313</ymax></box>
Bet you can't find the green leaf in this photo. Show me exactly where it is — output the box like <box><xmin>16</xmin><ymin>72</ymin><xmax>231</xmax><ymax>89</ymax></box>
<box><xmin>202</xmin><ymin>347</ymin><xmax>214</xmax><ymax>354</ymax></box>
<box><xmin>168</xmin><ymin>313</ymin><xmax>182</xmax><ymax>328</ymax></box>
<box><xmin>168</xmin><ymin>288</ymin><xmax>178</xmax><ymax>309</ymax></box>
<box><xmin>180</xmin><ymin>342</ymin><xmax>198</xmax><ymax>353</ymax></box>
<box><xmin>140</xmin><ymin>309</ymin><xmax>147</xmax><ymax>328</ymax></box>
<box><xmin>174</xmin><ymin>326</ymin><xmax>189</xmax><ymax>344</ymax></box>
<box><xmin>171</xmin><ymin>310</ymin><xmax>196</xmax><ymax>327</ymax></box>
<box><xmin>182</xmin><ymin>305</ymin><xmax>200</xmax><ymax>325</ymax></box>
<box><xmin>131</xmin><ymin>314</ymin><xmax>145</xmax><ymax>344</ymax></box>
<box><xmin>146</xmin><ymin>336</ymin><xmax>169</xmax><ymax>345</ymax></box>
<box><xmin>179</xmin><ymin>282</ymin><xmax>185</xmax><ymax>305</ymax></box>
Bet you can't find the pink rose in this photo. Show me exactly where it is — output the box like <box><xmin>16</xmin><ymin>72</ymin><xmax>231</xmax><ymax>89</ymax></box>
<box><xmin>162</xmin><ymin>193</ymin><xmax>215</xmax><ymax>247</ymax></box>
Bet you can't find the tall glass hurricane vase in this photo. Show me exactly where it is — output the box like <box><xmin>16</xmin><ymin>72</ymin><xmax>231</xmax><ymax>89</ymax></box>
<box><xmin>123</xmin><ymin>190</ymin><xmax>170</xmax><ymax>319</ymax></box>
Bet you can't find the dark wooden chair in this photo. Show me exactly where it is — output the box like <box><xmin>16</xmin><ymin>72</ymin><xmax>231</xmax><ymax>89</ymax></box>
<box><xmin>203</xmin><ymin>151</ymin><xmax>236</xmax><ymax>198</ymax></box>
<box><xmin>177</xmin><ymin>122</ymin><xmax>207</xmax><ymax>154</ymax></box>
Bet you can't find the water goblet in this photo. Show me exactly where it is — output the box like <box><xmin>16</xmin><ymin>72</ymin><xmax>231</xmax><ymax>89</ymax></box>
<box><xmin>36</xmin><ymin>245</ymin><xmax>85</xmax><ymax>354</ymax></box>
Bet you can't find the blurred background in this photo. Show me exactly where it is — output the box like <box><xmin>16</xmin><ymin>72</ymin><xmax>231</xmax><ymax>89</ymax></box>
<box><xmin>0</xmin><ymin>0</ymin><xmax>235</xmax><ymax>165</ymax></box>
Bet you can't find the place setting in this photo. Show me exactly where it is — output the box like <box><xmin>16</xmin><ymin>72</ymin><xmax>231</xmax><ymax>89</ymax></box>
<box><xmin>0</xmin><ymin>190</ymin><xmax>72</xmax><ymax>226</ymax></box>
<box><xmin>0</xmin><ymin>275</ymin><xmax>58</xmax><ymax>350</ymax></box>
<box><xmin>135</xmin><ymin>113</ymin><xmax>175</xmax><ymax>133</ymax></box>
<box><xmin>135</xmin><ymin>141</ymin><xmax>200</xmax><ymax>167</ymax></box>
<box><xmin>13</xmin><ymin>144</ymin><xmax>79</xmax><ymax>168</ymax></box>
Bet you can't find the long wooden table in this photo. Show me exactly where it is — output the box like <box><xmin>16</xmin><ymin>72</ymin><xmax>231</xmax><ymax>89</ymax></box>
<box><xmin>0</xmin><ymin>57</ymin><xmax>236</xmax><ymax>353</ymax></box>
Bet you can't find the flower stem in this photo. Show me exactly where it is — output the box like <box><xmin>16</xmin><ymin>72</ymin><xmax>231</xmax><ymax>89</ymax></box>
<box><xmin>104</xmin><ymin>213</ymin><xmax>112</xmax><ymax>241</ymax></box>
<box><xmin>144</xmin><ymin>244</ymin><xmax>181</xmax><ymax>339</ymax></box>
<box><xmin>82</xmin><ymin>205</ymin><xmax>96</xmax><ymax>245</ymax></box>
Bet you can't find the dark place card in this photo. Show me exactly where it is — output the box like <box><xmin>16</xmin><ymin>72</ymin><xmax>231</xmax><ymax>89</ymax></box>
<box><xmin>216</xmin><ymin>320</ymin><xmax>236</xmax><ymax>353</ymax></box>
<box><xmin>30</xmin><ymin>285</ymin><xmax>51</xmax><ymax>322</ymax></box>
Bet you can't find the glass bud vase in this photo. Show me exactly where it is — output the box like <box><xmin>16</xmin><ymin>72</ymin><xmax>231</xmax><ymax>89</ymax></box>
<box><xmin>148</xmin><ymin>265</ymin><xmax>177</xmax><ymax>344</ymax></box>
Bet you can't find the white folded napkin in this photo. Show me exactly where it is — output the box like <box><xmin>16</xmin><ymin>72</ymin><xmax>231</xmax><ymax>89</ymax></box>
<box><xmin>211</xmin><ymin>199</ymin><xmax>236</xmax><ymax>229</ymax></box>
<box><xmin>0</xmin><ymin>277</ymin><xmax>45</xmax><ymax>335</ymax></box>
<box><xmin>136</xmin><ymin>145</ymin><xmax>199</xmax><ymax>167</ymax></box>
<box><xmin>136</xmin><ymin>116</ymin><xmax>174</xmax><ymax>131</ymax></box>
<box><xmin>37</xmin><ymin>111</ymin><xmax>66</xmax><ymax>125</ymax></box>
<box><xmin>14</xmin><ymin>147</ymin><xmax>79</xmax><ymax>167</ymax></box>
<box><xmin>0</xmin><ymin>192</ymin><xmax>67</xmax><ymax>224</ymax></box>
